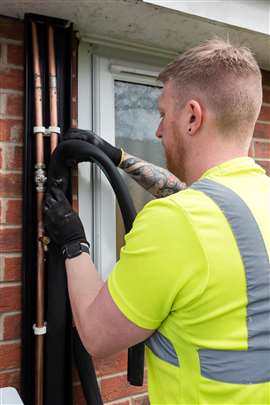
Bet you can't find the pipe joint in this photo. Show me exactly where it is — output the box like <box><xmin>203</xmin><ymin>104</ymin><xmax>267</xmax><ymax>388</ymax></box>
<box><xmin>35</xmin><ymin>165</ymin><xmax>47</xmax><ymax>191</ymax></box>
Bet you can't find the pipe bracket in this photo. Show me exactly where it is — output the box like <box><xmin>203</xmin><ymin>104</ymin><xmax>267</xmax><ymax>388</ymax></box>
<box><xmin>33</xmin><ymin>126</ymin><xmax>61</xmax><ymax>137</ymax></box>
<box><xmin>33</xmin><ymin>126</ymin><xmax>46</xmax><ymax>134</ymax></box>
<box><xmin>33</xmin><ymin>323</ymin><xmax>47</xmax><ymax>335</ymax></box>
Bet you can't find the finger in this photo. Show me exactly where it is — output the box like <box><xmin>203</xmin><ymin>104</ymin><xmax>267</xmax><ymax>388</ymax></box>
<box><xmin>50</xmin><ymin>186</ymin><xmax>68</xmax><ymax>203</ymax></box>
<box><xmin>44</xmin><ymin>193</ymin><xmax>57</xmax><ymax>210</ymax></box>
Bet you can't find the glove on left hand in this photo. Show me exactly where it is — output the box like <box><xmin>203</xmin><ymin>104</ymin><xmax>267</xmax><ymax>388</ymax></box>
<box><xmin>64</xmin><ymin>128</ymin><xmax>123</xmax><ymax>166</ymax></box>
<box><xmin>44</xmin><ymin>186</ymin><xmax>87</xmax><ymax>250</ymax></box>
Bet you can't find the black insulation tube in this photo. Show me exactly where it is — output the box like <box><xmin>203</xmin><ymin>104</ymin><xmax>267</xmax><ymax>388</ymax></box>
<box><xmin>47</xmin><ymin>140</ymin><xmax>145</xmax><ymax>404</ymax></box>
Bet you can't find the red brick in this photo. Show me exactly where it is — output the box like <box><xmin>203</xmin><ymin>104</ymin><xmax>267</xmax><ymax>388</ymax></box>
<box><xmin>0</xmin><ymin>68</ymin><xmax>23</xmax><ymax>91</ymax></box>
<box><xmin>0</xmin><ymin>172</ymin><xmax>22</xmax><ymax>197</ymax></box>
<box><xmin>0</xmin><ymin>145</ymin><xmax>23</xmax><ymax>170</ymax></box>
<box><xmin>254</xmin><ymin>141</ymin><xmax>270</xmax><ymax>159</ymax></box>
<box><xmin>3</xmin><ymin>256</ymin><xmax>21</xmax><ymax>282</ymax></box>
<box><xmin>253</xmin><ymin>123</ymin><xmax>270</xmax><ymax>140</ymax></box>
<box><xmin>0</xmin><ymin>227</ymin><xmax>22</xmax><ymax>252</ymax></box>
<box><xmin>6</xmin><ymin>94</ymin><xmax>23</xmax><ymax>117</ymax></box>
<box><xmin>7</xmin><ymin>44</ymin><xmax>24</xmax><ymax>66</ymax></box>
<box><xmin>94</xmin><ymin>351</ymin><xmax>127</xmax><ymax>378</ymax></box>
<box><xmin>0</xmin><ymin>43</ymin><xmax>4</xmax><ymax>63</ymax></box>
<box><xmin>0</xmin><ymin>17</ymin><xmax>23</xmax><ymax>41</ymax></box>
<box><xmin>131</xmin><ymin>395</ymin><xmax>149</xmax><ymax>405</ymax></box>
<box><xmin>5</xmin><ymin>145</ymin><xmax>23</xmax><ymax>170</ymax></box>
<box><xmin>248</xmin><ymin>140</ymin><xmax>254</xmax><ymax>158</ymax></box>
<box><xmin>6</xmin><ymin>199</ymin><xmax>22</xmax><ymax>225</ymax></box>
<box><xmin>0</xmin><ymin>341</ymin><xmax>21</xmax><ymax>370</ymax></box>
<box><xmin>106</xmin><ymin>401</ymin><xmax>130</xmax><ymax>405</ymax></box>
<box><xmin>262</xmin><ymin>69</ymin><xmax>270</xmax><ymax>87</ymax></box>
<box><xmin>256</xmin><ymin>160</ymin><xmax>270</xmax><ymax>175</ymax></box>
<box><xmin>0</xmin><ymin>119</ymin><xmax>23</xmax><ymax>143</ymax></box>
<box><xmin>258</xmin><ymin>105</ymin><xmax>270</xmax><ymax>122</ymax></box>
<box><xmin>3</xmin><ymin>312</ymin><xmax>21</xmax><ymax>340</ymax></box>
<box><xmin>72</xmin><ymin>198</ymin><xmax>78</xmax><ymax>212</ymax></box>
<box><xmin>0</xmin><ymin>368</ymin><xmax>20</xmax><ymax>390</ymax></box>
<box><xmin>0</xmin><ymin>285</ymin><xmax>21</xmax><ymax>312</ymax></box>
<box><xmin>263</xmin><ymin>88</ymin><xmax>270</xmax><ymax>104</ymax></box>
<box><xmin>101</xmin><ymin>374</ymin><xmax>147</xmax><ymax>402</ymax></box>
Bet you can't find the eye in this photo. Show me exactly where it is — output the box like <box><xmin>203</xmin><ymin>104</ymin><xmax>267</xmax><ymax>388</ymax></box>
<box><xmin>159</xmin><ymin>112</ymin><xmax>165</xmax><ymax>119</ymax></box>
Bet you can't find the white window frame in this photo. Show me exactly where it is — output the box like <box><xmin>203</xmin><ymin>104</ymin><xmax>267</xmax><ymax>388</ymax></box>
<box><xmin>78</xmin><ymin>42</ymin><xmax>162</xmax><ymax>280</ymax></box>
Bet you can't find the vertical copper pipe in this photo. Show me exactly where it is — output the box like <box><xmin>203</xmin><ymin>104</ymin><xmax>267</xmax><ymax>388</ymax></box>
<box><xmin>48</xmin><ymin>25</ymin><xmax>59</xmax><ymax>153</ymax></box>
<box><xmin>32</xmin><ymin>21</ymin><xmax>46</xmax><ymax>405</ymax></box>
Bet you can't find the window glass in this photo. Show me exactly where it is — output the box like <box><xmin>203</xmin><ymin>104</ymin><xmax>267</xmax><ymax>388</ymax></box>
<box><xmin>114</xmin><ymin>80</ymin><xmax>164</xmax><ymax>257</ymax></box>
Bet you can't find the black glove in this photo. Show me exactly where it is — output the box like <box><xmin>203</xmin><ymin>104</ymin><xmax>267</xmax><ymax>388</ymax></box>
<box><xmin>44</xmin><ymin>186</ymin><xmax>88</xmax><ymax>252</ymax></box>
<box><xmin>63</xmin><ymin>128</ymin><xmax>123</xmax><ymax>166</ymax></box>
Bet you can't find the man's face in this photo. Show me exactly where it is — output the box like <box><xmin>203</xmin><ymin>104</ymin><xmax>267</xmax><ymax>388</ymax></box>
<box><xmin>156</xmin><ymin>81</ymin><xmax>187</xmax><ymax>182</ymax></box>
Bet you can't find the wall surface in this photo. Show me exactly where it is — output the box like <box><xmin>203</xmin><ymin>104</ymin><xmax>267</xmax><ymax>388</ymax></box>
<box><xmin>0</xmin><ymin>15</ymin><xmax>24</xmax><ymax>393</ymax></box>
<box><xmin>0</xmin><ymin>14</ymin><xmax>148</xmax><ymax>405</ymax></box>
<box><xmin>0</xmin><ymin>13</ymin><xmax>270</xmax><ymax>405</ymax></box>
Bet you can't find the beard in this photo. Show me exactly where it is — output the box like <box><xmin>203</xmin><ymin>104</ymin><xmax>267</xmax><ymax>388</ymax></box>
<box><xmin>165</xmin><ymin>139</ymin><xmax>186</xmax><ymax>183</ymax></box>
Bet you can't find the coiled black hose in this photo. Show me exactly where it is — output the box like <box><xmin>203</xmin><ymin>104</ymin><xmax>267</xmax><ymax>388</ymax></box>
<box><xmin>46</xmin><ymin>140</ymin><xmax>144</xmax><ymax>405</ymax></box>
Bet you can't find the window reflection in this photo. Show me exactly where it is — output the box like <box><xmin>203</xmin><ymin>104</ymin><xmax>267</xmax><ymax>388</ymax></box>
<box><xmin>115</xmin><ymin>80</ymin><xmax>164</xmax><ymax>258</ymax></box>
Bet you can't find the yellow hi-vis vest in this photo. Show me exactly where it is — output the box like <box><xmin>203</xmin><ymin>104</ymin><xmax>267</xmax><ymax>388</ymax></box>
<box><xmin>108</xmin><ymin>157</ymin><xmax>270</xmax><ymax>404</ymax></box>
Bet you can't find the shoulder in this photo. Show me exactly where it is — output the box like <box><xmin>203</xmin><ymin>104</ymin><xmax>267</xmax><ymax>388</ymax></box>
<box><xmin>126</xmin><ymin>190</ymin><xmax>204</xmax><ymax>250</ymax></box>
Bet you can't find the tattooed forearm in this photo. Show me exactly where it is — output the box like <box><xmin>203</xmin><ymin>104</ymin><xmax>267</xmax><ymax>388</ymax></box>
<box><xmin>119</xmin><ymin>152</ymin><xmax>186</xmax><ymax>198</ymax></box>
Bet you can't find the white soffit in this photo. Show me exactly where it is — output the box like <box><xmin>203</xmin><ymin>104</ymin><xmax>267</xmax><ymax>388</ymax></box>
<box><xmin>144</xmin><ymin>0</ymin><xmax>270</xmax><ymax>36</ymax></box>
<box><xmin>0</xmin><ymin>0</ymin><xmax>269</xmax><ymax>69</ymax></box>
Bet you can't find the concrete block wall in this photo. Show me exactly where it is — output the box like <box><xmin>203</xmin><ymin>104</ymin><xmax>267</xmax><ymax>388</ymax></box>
<box><xmin>0</xmin><ymin>13</ymin><xmax>270</xmax><ymax>405</ymax></box>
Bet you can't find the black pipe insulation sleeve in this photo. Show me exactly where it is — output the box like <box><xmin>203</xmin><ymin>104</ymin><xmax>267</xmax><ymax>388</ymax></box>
<box><xmin>73</xmin><ymin>327</ymin><xmax>103</xmax><ymax>404</ymax></box>
<box><xmin>48</xmin><ymin>140</ymin><xmax>136</xmax><ymax>234</ymax></box>
<box><xmin>47</xmin><ymin>140</ymin><xmax>145</xmax><ymax>388</ymax></box>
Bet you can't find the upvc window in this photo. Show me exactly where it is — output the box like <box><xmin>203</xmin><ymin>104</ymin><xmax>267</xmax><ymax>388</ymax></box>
<box><xmin>78</xmin><ymin>43</ymin><xmax>165</xmax><ymax>280</ymax></box>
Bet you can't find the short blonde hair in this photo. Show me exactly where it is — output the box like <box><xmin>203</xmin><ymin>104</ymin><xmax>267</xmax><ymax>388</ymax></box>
<box><xmin>159</xmin><ymin>39</ymin><xmax>262</xmax><ymax>135</ymax></box>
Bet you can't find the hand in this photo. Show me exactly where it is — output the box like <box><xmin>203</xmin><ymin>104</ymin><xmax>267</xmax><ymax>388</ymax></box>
<box><xmin>44</xmin><ymin>186</ymin><xmax>87</xmax><ymax>250</ymax></box>
<box><xmin>64</xmin><ymin>128</ymin><xmax>123</xmax><ymax>166</ymax></box>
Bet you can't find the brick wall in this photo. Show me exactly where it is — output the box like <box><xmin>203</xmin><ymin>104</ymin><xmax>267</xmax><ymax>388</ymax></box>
<box><xmin>0</xmin><ymin>15</ymin><xmax>23</xmax><ymax>392</ymax></box>
<box><xmin>0</xmin><ymin>14</ymin><xmax>148</xmax><ymax>405</ymax></box>
<box><xmin>1</xmin><ymin>13</ymin><xmax>270</xmax><ymax>405</ymax></box>
<box><xmin>252</xmin><ymin>70</ymin><xmax>270</xmax><ymax>170</ymax></box>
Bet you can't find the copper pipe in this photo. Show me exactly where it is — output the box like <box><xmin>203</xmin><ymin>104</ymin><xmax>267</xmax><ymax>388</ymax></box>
<box><xmin>32</xmin><ymin>21</ymin><xmax>46</xmax><ymax>405</ymax></box>
<box><xmin>48</xmin><ymin>25</ymin><xmax>59</xmax><ymax>153</ymax></box>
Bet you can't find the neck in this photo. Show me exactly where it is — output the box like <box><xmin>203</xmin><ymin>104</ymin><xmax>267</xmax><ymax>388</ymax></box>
<box><xmin>184</xmin><ymin>139</ymin><xmax>250</xmax><ymax>186</ymax></box>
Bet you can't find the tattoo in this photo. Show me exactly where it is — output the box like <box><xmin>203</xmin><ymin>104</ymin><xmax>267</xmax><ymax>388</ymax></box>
<box><xmin>120</xmin><ymin>153</ymin><xmax>186</xmax><ymax>198</ymax></box>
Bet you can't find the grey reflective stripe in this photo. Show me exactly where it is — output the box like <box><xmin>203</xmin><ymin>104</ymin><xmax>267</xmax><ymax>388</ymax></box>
<box><xmin>145</xmin><ymin>331</ymin><xmax>180</xmax><ymax>367</ymax></box>
<box><xmin>191</xmin><ymin>178</ymin><xmax>270</xmax><ymax>384</ymax></box>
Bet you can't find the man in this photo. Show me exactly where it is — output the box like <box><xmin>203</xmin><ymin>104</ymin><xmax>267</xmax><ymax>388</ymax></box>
<box><xmin>44</xmin><ymin>39</ymin><xmax>270</xmax><ymax>404</ymax></box>
<box><xmin>63</xmin><ymin>127</ymin><xmax>185</xmax><ymax>198</ymax></box>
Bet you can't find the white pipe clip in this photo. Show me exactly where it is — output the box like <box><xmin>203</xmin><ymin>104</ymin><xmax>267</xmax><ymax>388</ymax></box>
<box><xmin>33</xmin><ymin>126</ymin><xmax>46</xmax><ymax>134</ymax></box>
<box><xmin>48</xmin><ymin>126</ymin><xmax>61</xmax><ymax>134</ymax></box>
<box><xmin>33</xmin><ymin>126</ymin><xmax>61</xmax><ymax>136</ymax></box>
<box><xmin>33</xmin><ymin>323</ymin><xmax>47</xmax><ymax>335</ymax></box>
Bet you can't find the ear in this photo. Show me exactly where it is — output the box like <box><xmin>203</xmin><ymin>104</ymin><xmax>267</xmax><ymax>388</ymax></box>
<box><xmin>186</xmin><ymin>100</ymin><xmax>203</xmax><ymax>135</ymax></box>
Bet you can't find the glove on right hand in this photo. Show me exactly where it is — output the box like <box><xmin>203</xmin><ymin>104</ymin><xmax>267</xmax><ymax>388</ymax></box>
<box><xmin>44</xmin><ymin>186</ymin><xmax>87</xmax><ymax>250</ymax></box>
<box><xmin>64</xmin><ymin>128</ymin><xmax>123</xmax><ymax>166</ymax></box>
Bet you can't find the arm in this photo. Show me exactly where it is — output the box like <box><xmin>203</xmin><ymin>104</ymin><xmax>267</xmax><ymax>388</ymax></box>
<box><xmin>65</xmin><ymin>254</ymin><xmax>153</xmax><ymax>358</ymax></box>
<box><xmin>44</xmin><ymin>186</ymin><xmax>153</xmax><ymax>359</ymax></box>
<box><xmin>64</xmin><ymin>128</ymin><xmax>186</xmax><ymax>198</ymax></box>
<box><xmin>119</xmin><ymin>151</ymin><xmax>186</xmax><ymax>198</ymax></box>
